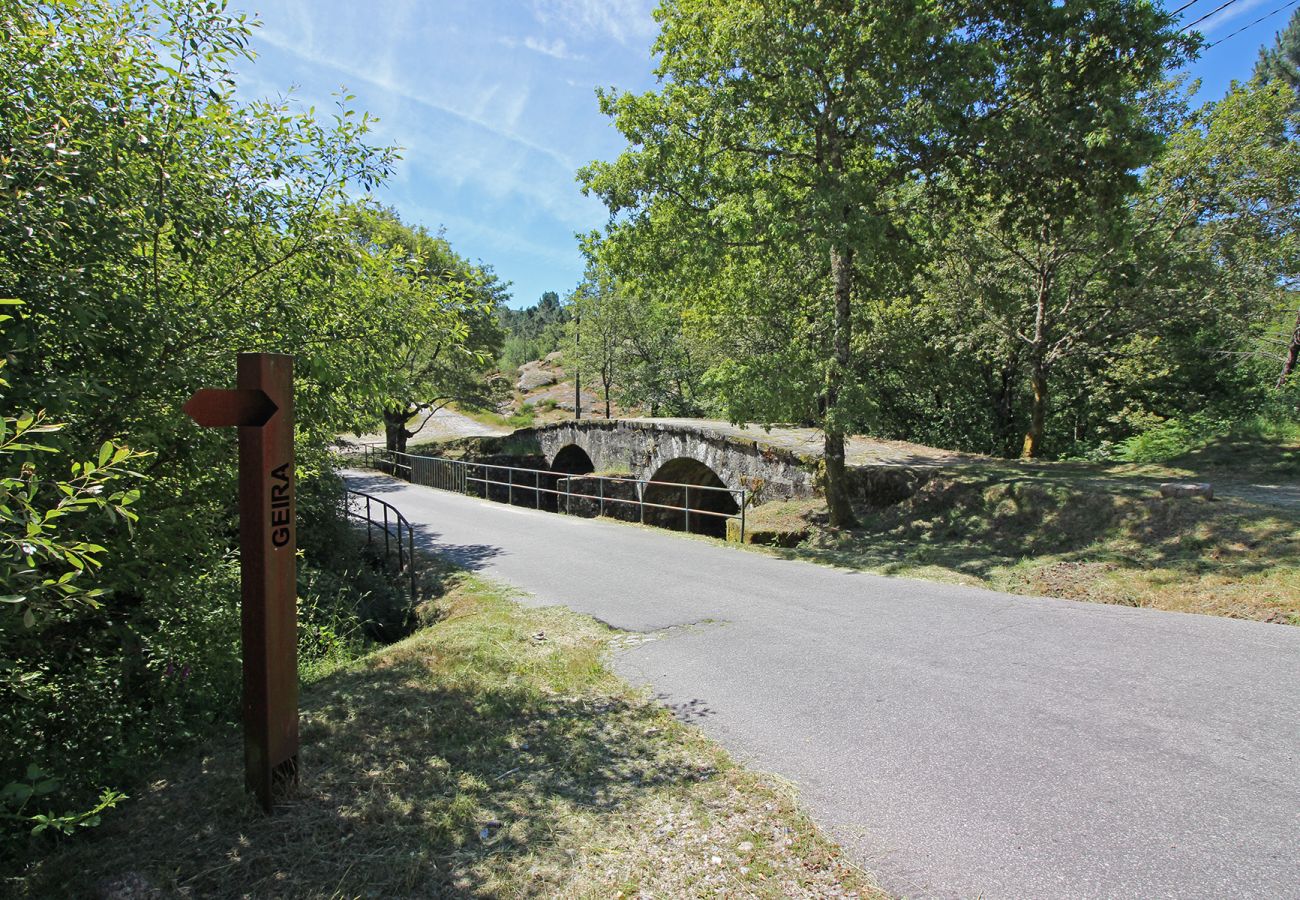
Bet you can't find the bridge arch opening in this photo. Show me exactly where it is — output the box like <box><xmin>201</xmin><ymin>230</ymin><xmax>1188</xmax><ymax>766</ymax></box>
<box><xmin>643</xmin><ymin>457</ymin><xmax>739</xmax><ymax>538</ymax></box>
<box><xmin>550</xmin><ymin>444</ymin><xmax>595</xmax><ymax>476</ymax></box>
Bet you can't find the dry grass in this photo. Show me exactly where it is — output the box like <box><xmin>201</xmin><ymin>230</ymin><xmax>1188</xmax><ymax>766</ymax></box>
<box><xmin>19</xmin><ymin>570</ymin><xmax>878</xmax><ymax>899</ymax></box>
<box><xmin>763</xmin><ymin>474</ymin><xmax>1300</xmax><ymax>625</ymax></box>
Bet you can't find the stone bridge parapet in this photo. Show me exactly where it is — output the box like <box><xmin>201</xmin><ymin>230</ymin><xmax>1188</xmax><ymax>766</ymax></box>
<box><xmin>524</xmin><ymin>419</ymin><xmax>818</xmax><ymax>503</ymax></box>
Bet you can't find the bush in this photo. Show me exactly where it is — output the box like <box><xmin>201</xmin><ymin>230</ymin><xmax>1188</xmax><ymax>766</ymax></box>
<box><xmin>1111</xmin><ymin>414</ymin><xmax>1229</xmax><ymax>463</ymax></box>
<box><xmin>0</xmin><ymin>469</ymin><xmax>420</xmax><ymax>873</ymax></box>
<box><xmin>507</xmin><ymin>403</ymin><xmax>537</xmax><ymax>429</ymax></box>
<box><xmin>500</xmin><ymin>335</ymin><xmax>552</xmax><ymax>372</ymax></box>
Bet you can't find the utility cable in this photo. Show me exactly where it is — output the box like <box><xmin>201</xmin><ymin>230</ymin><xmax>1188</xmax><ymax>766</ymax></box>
<box><xmin>1205</xmin><ymin>0</ymin><xmax>1299</xmax><ymax>45</ymax></box>
<box><xmin>1180</xmin><ymin>0</ymin><xmax>1249</xmax><ymax>31</ymax></box>
<box><xmin>1168</xmin><ymin>0</ymin><xmax>1205</xmax><ymax>17</ymax></box>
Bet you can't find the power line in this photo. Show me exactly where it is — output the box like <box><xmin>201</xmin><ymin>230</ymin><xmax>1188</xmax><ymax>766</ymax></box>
<box><xmin>1180</xmin><ymin>0</ymin><xmax>1249</xmax><ymax>32</ymax></box>
<box><xmin>1169</xmin><ymin>0</ymin><xmax>1203</xmax><ymax>14</ymax></box>
<box><xmin>1206</xmin><ymin>0</ymin><xmax>1299</xmax><ymax>46</ymax></box>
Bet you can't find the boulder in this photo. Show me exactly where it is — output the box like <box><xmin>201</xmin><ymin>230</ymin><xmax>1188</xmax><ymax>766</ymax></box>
<box><xmin>1159</xmin><ymin>482</ymin><xmax>1214</xmax><ymax>500</ymax></box>
<box><xmin>516</xmin><ymin>368</ymin><xmax>557</xmax><ymax>391</ymax></box>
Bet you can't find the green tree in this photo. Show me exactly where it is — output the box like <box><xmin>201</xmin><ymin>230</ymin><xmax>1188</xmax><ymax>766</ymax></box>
<box><xmin>581</xmin><ymin>0</ymin><xmax>992</xmax><ymax>525</ymax></box>
<box><xmin>1147</xmin><ymin>78</ymin><xmax>1300</xmax><ymax>392</ymax></box>
<box><xmin>565</xmin><ymin>277</ymin><xmax>628</xmax><ymax>419</ymax></box>
<box><xmin>0</xmin><ymin>0</ymin><xmax>436</xmax><ymax>845</ymax></box>
<box><xmin>1255</xmin><ymin>7</ymin><xmax>1300</xmax><ymax>98</ymax></box>
<box><xmin>613</xmin><ymin>293</ymin><xmax>708</xmax><ymax>417</ymax></box>
<box><xmin>346</xmin><ymin>206</ymin><xmax>505</xmax><ymax>454</ymax></box>
<box><xmin>497</xmin><ymin>290</ymin><xmax>571</xmax><ymax>370</ymax></box>
<box><xmin>946</xmin><ymin>2</ymin><xmax>1192</xmax><ymax>458</ymax></box>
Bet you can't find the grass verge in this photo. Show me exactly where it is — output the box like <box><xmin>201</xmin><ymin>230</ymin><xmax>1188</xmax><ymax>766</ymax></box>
<box><xmin>20</xmin><ymin>564</ymin><xmax>877</xmax><ymax>899</ymax></box>
<box><xmin>751</xmin><ymin>469</ymin><xmax>1300</xmax><ymax>625</ymax></box>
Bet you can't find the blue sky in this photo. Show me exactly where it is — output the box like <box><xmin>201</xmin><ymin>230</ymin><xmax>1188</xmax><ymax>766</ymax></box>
<box><xmin>233</xmin><ymin>0</ymin><xmax>1290</xmax><ymax>309</ymax></box>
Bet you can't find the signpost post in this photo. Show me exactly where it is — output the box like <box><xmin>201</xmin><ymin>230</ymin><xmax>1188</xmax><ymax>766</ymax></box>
<box><xmin>183</xmin><ymin>352</ymin><xmax>297</xmax><ymax>812</ymax></box>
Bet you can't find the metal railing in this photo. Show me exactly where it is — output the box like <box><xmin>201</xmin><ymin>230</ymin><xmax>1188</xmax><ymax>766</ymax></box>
<box><xmin>342</xmin><ymin>487</ymin><xmax>417</xmax><ymax>605</ymax></box>
<box><xmin>357</xmin><ymin>444</ymin><xmax>748</xmax><ymax>541</ymax></box>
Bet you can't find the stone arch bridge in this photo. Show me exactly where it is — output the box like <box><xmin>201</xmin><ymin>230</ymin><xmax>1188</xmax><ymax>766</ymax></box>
<box><xmin>422</xmin><ymin>418</ymin><xmax>969</xmax><ymax>537</ymax></box>
<box><xmin>512</xmin><ymin>417</ymin><xmax>958</xmax><ymax>509</ymax></box>
<box><xmin>532</xmin><ymin>418</ymin><xmax>819</xmax><ymax>503</ymax></box>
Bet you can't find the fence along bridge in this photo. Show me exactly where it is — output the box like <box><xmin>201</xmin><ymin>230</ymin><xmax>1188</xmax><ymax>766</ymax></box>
<box><xmin>364</xmin><ymin>446</ymin><xmax>750</xmax><ymax>539</ymax></box>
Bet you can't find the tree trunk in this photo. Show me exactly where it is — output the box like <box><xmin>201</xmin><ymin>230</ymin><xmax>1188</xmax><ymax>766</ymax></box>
<box><xmin>1277</xmin><ymin>305</ymin><xmax>1300</xmax><ymax>389</ymax></box>
<box><xmin>1021</xmin><ymin>358</ymin><xmax>1047</xmax><ymax>459</ymax></box>
<box><xmin>1021</xmin><ymin>269</ymin><xmax>1051</xmax><ymax>460</ymax></box>
<box><xmin>574</xmin><ymin>311</ymin><xmax>581</xmax><ymax>420</ymax></box>
<box><xmin>604</xmin><ymin>384</ymin><xmax>611</xmax><ymax>419</ymax></box>
<box><xmin>384</xmin><ymin>409</ymin><xmax>410</xmax><ymax>455</ymax></box>
<box><xmin>825</xmin><ymin>245</ymin><xmax>856</xmax><ymax>528</ymax></box>
<box><xmin>993</xmin><ymin>352</ymin><xmax>1020</xmax><ymax>458</ymax></box>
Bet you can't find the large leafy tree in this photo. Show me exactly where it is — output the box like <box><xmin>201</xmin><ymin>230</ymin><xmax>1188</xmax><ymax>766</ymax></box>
<box><xmin>581</xmin><ymin>0</ymin><xmax>992</xmax><ymax>525</ymax></box>
<box><xmin>945</xmin><ymin>2</ymin><xmax>1193</xmax><ymax>457</ymax></box>
<box><xmin>346</xmin><ymin>206</ymin><xmax>505</xmax><ymax>453</ymax></box>
<box><xmin>1147</xmin><ymin>79</ymin><xmax>1300</xmax><ymax>392</ymax></box>
<box><xmin>0</xmin><ymin>0</ymin><xmax>481</xmax><ymax>836</ymax></box>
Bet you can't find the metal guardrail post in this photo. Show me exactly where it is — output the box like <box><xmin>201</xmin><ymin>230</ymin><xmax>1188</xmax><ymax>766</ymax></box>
<box><xmin>535</xmin><ymin>471</ymin><xmax>540</xmax><ymax>509</ymax></box>
<box><xmin>342</xmin><ymin>487</ymin><xmax>419</xmax><ymax>609</ymax></box>
<box><xmin>508</xmin><ymin>467</ymin><xmax>514</xmax><ymax>506</ymax></box>
<box><xmin>639</xmin><ymin>481</ymin><xmax>645</xmax><ymax>524</ymax></box>
<box><xmin>599</xmin><ymin>477</ymin><xmax>605</xmax><ymax>517</ymax></box>
<box><xmin>684</xmin><ymin>484</ymin><xmax>690</xmax><ymax>533</ymax></box>
<box><xmin>740</xmin><ymin>490</ymin><xmax>747</xmax><ymax>543</ymax></box>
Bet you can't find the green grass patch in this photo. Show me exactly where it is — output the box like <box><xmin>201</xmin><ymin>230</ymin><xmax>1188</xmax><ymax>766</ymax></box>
<box><xmin>450</xmin><ymin>402</ymin><xmax>536</xmax><ymax>432</ymax></box>
<box><xmin>17</xmin><ymin>565</ymin><xmax>878</xmax><ymax>898</ymax></box>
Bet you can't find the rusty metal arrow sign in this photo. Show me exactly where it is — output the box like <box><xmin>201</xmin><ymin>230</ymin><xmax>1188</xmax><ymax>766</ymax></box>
<box><xmin>186</xmin><ymin>353</ymin><xmax>298</xmax><ymax>813</ymax></box>
<box><xmin>183</xmin><ymin>388</ymin><xmax>278</xmax><ymax>428</ymax></box>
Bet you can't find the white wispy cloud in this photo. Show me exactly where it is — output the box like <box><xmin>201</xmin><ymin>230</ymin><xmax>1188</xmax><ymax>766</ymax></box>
<box><xmin>528</xmin><ymin>0</ymin><xmax>657</xmax><ymax>46</ymax></box>
<box><xmin>256</xmin><ymin>25</ymin><xmax>575</xmax><ymax>172</ymax></box>
<box><xmin>500</xmin><ymin>34</ymin><xmax>585</xmax><ymax>61</ymax></box>
<box><xmin>1187</xmin><ymin>0</ymin><xmax>1271</xmax><ymax>36</ymax></box>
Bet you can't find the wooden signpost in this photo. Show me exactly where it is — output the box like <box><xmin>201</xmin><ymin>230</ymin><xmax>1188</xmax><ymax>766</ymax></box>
<box><xmin>184</xmin><ymin>352</ymin><xmax>298</xmax><ymax>812</ymax></box>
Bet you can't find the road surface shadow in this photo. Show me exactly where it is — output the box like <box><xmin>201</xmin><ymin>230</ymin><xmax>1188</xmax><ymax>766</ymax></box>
<box><xmin>343</xmin><ymin>470</ymin><xmax>409</xmax><ymax>496</ymax></box>
<box><xmin>656</xmin><ymin>695</ymin><xmax>717</xmax><ymax>724</ymax></box>
<box><xmin>410</xmin><ymin>525</ymin><xmax>502</xmax><ymax>571</ymax></box>
<box><xmin>342</xmin><ymin>471</ymin><xmax>503</xmax><ymax>571</ymax></box>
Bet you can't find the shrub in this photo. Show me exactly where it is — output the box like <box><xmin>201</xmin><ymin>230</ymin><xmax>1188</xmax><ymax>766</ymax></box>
<box><xmin>1111</xmin><ymin>414</ymin><xmax>1229</xmax><ymax>463</ymax></box>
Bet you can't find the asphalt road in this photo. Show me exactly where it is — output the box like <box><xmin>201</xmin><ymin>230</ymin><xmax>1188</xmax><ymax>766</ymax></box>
<box><xmin>343</xmin><ymin>470</ymin><xmax>1300</xmax><ymax>899</ymax></box>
